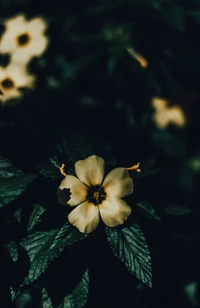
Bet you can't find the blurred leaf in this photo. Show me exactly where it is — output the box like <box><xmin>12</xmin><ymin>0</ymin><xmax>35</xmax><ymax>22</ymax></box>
<box><xmin>58</xmin><ymin>269</ymin><xmax>89</xmax><ymax>308</ymax></box>
<box><xmin>135</xmin><ymin>202</ymin><xmax>161</xmax><ymax>220</ymax></box>
<box><xmin>164</xmin><ymin>204</ymin><xmax>192</xmax><ymax>216</ymax></box>
<box><xmin>151</xmin><ymin>130</ymin><xmax>186</xmax><ymax>158</ymax></box>
<box><xmin>0</xmin><ymin>155</ymin><xmax>36</xmax><ymax>207</ymax></box>
<box><xmin>161</xmin><ymin>4</ymin><xmax>186</xmax><ymax>32</ymax></box>
<box><xmin>5</xmin><ymin>241</ymin><xmax>18</xmax><ymax>262</ymax></box>
<box><xmin>106</xmin><ymin>223</ymin><xmax>152</xmax><ymax>287</ymax></box>
<box><xmin>27</xmin><ymin>204</ymin><xmax>46</xmax><ymax>232</ymax></box>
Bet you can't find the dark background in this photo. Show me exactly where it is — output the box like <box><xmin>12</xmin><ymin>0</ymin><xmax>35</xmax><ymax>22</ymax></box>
<box><xmin>0</xmin><ymin>0</ymin><xmax>200</xmax><ymax>307</ymax></box>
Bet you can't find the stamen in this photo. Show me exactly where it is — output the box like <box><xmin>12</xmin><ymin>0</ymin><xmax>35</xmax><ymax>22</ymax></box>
<box><xmin>127</xmin><ymin>47</ymin><xmax>148</xmax><ymax>68</ymax></box>
<box><xmin>93</xmin><ymin>191</ymin><xmax>100</xmax><ymax>199</ymax></box>
<box><xmin>60</xmin><ymin>163</ymin><xmax>67</xmax><ymax>177</ymax></box>
<box><xmin>125</xmin><ymin>162</ymin><xmax>141</xmax><ymax>172</ymax></box>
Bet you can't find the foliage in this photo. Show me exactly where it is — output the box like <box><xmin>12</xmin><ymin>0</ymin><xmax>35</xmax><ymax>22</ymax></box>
<box><xmin>1</xmin><ymin>0</ymin><xmax>200</xmax><ymax>307</ymax></box>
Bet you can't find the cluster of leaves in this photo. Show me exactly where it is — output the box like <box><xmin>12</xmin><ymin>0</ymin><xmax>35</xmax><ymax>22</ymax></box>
<box><xmin>1</xmin><ymin>0</ymin><xmax>200</xmax><ymax>307</ymax></box>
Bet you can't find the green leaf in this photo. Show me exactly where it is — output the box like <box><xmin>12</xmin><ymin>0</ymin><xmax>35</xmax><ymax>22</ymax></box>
<box><xmin>151</xmin><ymin>130</ymin><xmax>186</xmax><ymax>158</ymax></box>
<box><xmin>0</xmin><ymin>155</ymin><xmax>36</xmax><ymax>207</ymax></box>
<box><xmin>161</xmin><ymin>4</ymin><xmax>186</xmax><ymax>32</ymax></box>
<box><xmin>58</xmin><ymin>269</ymin><xmax>89</xmax><ymax>308</ymax></box>
<box><xmin>37</xmin><ymin>156</ymin><xmax>62</xmax><ymax>179</ymax></box>
<box><xmin>27</xmin><ymin>204</ymin><xmax>46</xmax><ymax>232</ymax></box>
<box><xmin>135</xmin><ymin>202</ymin><xmax>161</xmax><ymax>220</ymax></box>
<box><xmin>21</xmin><ymin>229</ymin><xmax>62</xmax><ymax>285</ymax></box>
<box><xmin>164</xmin><ymin>204</ymin><xmax>191</xmax><ymax>216</ymax></box>
<box><xmin>5</xmin><ymin>241</ymin><xmax>19</xmax><ymax>262</ymax></box>
<box><xmin>106</xmin><ymin>223</ymin><xmax>152</xmax><ymax>287</ymax></box>
<box><xmin>21</xmin><ymin>223</ymin><xmax>87</xmax><ymax>284</ymax></box>
<box><xmin>50</xmin><ymin>223</ymin><xmax>88</xmax><ymax>250</ymax></box>
<box><xmin>41</xmin><ymin>288</ymin><xmax>53</xmax><ymax>308</ymax></box>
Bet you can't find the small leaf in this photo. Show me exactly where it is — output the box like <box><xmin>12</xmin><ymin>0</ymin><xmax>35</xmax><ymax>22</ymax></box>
<box><xmin>135</xmin><ymin>202</ymin><xmax>161</xmax><ymax>220</ymax></box>
<box><xmin>164</xmin><ymin>204</ymin><xmax>191</xmax><ymax>216</ymax></box>
<box><xmin>58</xmin><ymin>269</ymin><xmax>89</xmax><ymax>308</ymax></box>
<box><xmin>5</xmin><ymin>241</ymin><xmax>18</xmax><ymax>262</ymax></box>
<box><xmin>106</xmin><ymin>223</ymin><xmax>152</xmax><ymax>287</ymax></box>
<box><xmin>41</xmin><ymin>288</ymin><xmax>53</xmax><ymax>308</ymax></box>
<box><xmin>37</xmin><ymin>156</ymin><xmax>62</xmax><ymax>179</ymax></box>
<box><xmin>27</xmin><ymin>204</ymin><xmax>46</xmax><ymax>232</ymax></box>
<box><xmin>50</xmin><ymin>223</ymin><xmax>88</xmax><ymax>250</ymax></box>
<box><xmin>0</xmin><ymin>155</ymin><xmax>36</xmax><ymax>206</ymax></box>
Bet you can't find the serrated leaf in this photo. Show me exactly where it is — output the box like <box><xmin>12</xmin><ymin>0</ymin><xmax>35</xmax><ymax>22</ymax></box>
<box><xmin>27</xmin><ymin>204</ymin><xmax>46</xmax><ymax>232</ymax></box>
<box><xmin>41</xmin><ymin>288</ymin><xmax>53</xmax><ymax>308</ymax></box>
<box><xmin>106</xmin><ymin>224</ymin><xmax>152</xmax><ymax>287</ymax></box>
<box><xmin>21</xmin><ymin>224</ymin><xmax>88</xmax><ymax>285</ymax></box>
<box><xmin>135</xmin><ymin>202</ymin><xmax>161</xmax><ymax>220</ymax></box>
<box><xmin>58</xmin><ymin>269</ymin><xmax>89</xmax><ymax>308</ymax></box>
<box><xmin>21</xmin><ymin>229</ymin><xmax>62</xmax><ymax>285</ymax></box>
<box><xmin>50</xmin><ymin>223</ymin><xmax>88</xmax><ymax>250</ymax></box>
<box><xmin>164</xmin><ymin>204</ymin><xmax>191</xmax><ymax>216</ymax></box>
<box><xmin>0</xmin><ymin>155</ymin><xmax>36</xmax><ymax>207</ymax></box>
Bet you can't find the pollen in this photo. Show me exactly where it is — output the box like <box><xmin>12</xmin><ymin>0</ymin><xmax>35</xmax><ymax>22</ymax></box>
<box><xmin>93</xmin><ymin>191</ymin><xmax>100</xmax><ymax>199</ymax></box>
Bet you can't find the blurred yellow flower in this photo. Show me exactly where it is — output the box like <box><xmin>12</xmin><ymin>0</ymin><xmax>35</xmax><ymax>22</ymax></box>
<box><xmin>151</xmin><ymin>97</ymin><xmax>186</xmax><ymax>129</ymax></box>
<box><xmin>58</xmin><ymin>155</ymin><xmax>133</xmax><ymax>233</ymax></box>
<box><xmin>0</xmin><ymin>14</ymin><xmax>49</xmax><ymax>65</ymax></box>
<box><xmin>0</xmin><ymin>64</ymin><xmax>36</xmax><ymax>105</ymax></box>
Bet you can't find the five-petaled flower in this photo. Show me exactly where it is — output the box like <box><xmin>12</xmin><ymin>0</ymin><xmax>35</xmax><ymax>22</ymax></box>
<box><xmin>58</xmin><ymin>155</ymin><xmax>134</xmax><ymax>233</ymax></box>
<box><xmin>0</xmin><ymin>14</ymin><xmax>49</xmax><ymax>65</ymax></box>
<box><xmin>0</xmin><ymin>63</ymin><xmax>36</xmax><ymax>105</ymax></box>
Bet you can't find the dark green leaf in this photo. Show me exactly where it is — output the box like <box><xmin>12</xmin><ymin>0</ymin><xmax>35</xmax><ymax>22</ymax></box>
<box><xmin>161</xmin><ymin>4</ymin><xmax>186</xmax><ymax>32</ymax></box>
<box><xmin>164</xmin><ymin>204</ymin><xmax>191</xmax><ymax>216</ymax></box>
<box><xmin>135</xmin><ymin>202</ymin><xmax>161</xmax><ymax>220</ymax></box>
<box><xmin>21</xmin><ymin>229</ymin><xmax>62</xmax><ymax>285</ymax></box>
<box><xmin>50</xmin><ymin>223</ymin><xmax>88</xmax><ymax>250</ymax></box>
<box><xmin>21</xmin><ymin>223</ymin><xmax>87</xmax><ymax>284</ymax></box>
<box><xmin>41</xmin><ymin>288</ymin><xmax>53</xmax><ymax>308</ymax></box>
<box><xmin>151</xmin><ymin>130</ymin><xmax>186</xmax><ymax>158</ymax></box>
<box><xmin>106</xmin><ymin>223</ymin><xmax>152</xmax><ymax>287</ymax></box>
<box><xmin>58</xmin><ymin>269</ymin><xmax>89</xmax><ymax>308</ymax></box>
<box><xmin>27</xmin><ymin>204</ymin><xmax>46</xmax><ymax>232</ymax></box>
<box><xmin>0</xmin><ymin>155</ymin><xmax>36</xmax><ymax>206</ymax></box>
<box><xmin>5</xmin><ymin>241</ymin><xmax>19</xmax><ymax>262</ymax></box>
<box><xmin>37</xmin><ymin>157</ymin><xmax>62</xmax><ymax>179</ymax></box>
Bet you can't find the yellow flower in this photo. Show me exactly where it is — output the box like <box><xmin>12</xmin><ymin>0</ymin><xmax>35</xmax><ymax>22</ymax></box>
<box><xmin>58</xmin><ymin>155</ymin><xmax>134</xmax><ymax>233</ymax></box>
<box><xmin>0</xmin><ymin>64</ymin><xmax>36</xmax><ymax>105</ymax></box>
<box><xmin>151</xmin><ymin>97</ymin><xmax>186</xmax><ymax>129</ymax></box>
<box><xmin>0</xmin><ymin>14</ymin><xmax>49</xmax><ymax>65</ymax></box>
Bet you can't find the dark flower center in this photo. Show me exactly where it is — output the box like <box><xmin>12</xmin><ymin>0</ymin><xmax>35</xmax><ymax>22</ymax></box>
<box><xmin>87</xmin><ymin>184</ymin><xmax>107</xmax><ymax>205</ymax></box>
<box><xmin>1</xmin><ymin>78</ymin><xmax>14</xmax><ymax>90</ymax></box>
<box><xmin>16</xmin><ymin>33</ymin><xmax>31</xmax><ymax>46</ymax></box>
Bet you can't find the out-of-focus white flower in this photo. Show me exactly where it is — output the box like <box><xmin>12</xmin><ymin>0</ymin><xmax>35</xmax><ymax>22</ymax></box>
<box><xmin>0</xmin><ymin>64</ymin><xmax>36</xmax><ymax>105</ymax></box>
<box><xmin>0</xmin><ymin>14</ymin><xmax>49</xmax><ymax>65</ymax></box>
<box><xmin>58</xmin><ymin>155</ymin><xmax>134</xmax><ymax>233</ymax></box>
<box><xmin>151</xmin><ymin>97</ymin><xmax>186</xmax><ymax>129</ymax></box>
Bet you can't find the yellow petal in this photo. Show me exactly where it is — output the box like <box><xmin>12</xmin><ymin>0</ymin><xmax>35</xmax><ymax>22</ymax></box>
<box><xmin>59</xmin><ymin>175</ymin><xmax>88</xmax><ymax>206</ymax></box>
<box><xmin>75</xmin><ymin>155</ymin><xmax>105</xmax><ymax>187</ymax></box>
<box><xmin>68</xmin><ymin>202</ymin><xmax>100</xmax><ymax>233</ymax></box>
<box><xmin>99</xmin><ymin>198</ymin><xmax>131</xmax><ymax>227</ymax></box>
<box><xmin>103</xmin><ymin>168</ymin><xmax>133</xmax><ymax>198</ymax></box>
